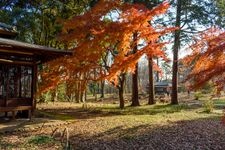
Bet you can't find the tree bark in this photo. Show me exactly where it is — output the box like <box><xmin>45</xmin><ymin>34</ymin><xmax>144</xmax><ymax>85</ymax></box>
<box><xmin>156</xmin><ymin>58</ymin><xmax>160</xmax><ymax>82</ymax></box>
<box><xmin>171</xmin><ymin>0</ymin><xmax>181</xmax><ymax>105</ymax></box>
<box><xmin>51</xmin><ymin>89</ymin><xmax>58</xmax><ymax>102</ymax></box>
<box><xmin>80</xmin><ymin>90</ymin><xmax>84</xmax><ymax>102</ymax></box>
<box><xmin>75</xmin><ymin>82</ymin><xmax>80</xmax><ymax>103</ymax></box>
<box><xmin>148</xmin><ymin>57</ymin><xmax>155</xmax><ymax>105</ymax></box>
<box><xmin>118</xmin><ymin>73</ymin><xmax>126</xmax><ymax>109</ymax></box>
<box><xmin>100</xmin><ymin>80</ymin><xmax>105</xmax><ymax>98</ymax></box>
<box><xmin>131</xmin><ymin>31</ymin><xmax>140</xmax><ymax>106</ymax></box>
<box><xmin>84</xmin><ymin>89</ymin><xmax>87</xmax><ymax>102</ymax></box>
<box><xmin>94</xmin><ymin>87</ymin><xmax>97</xmax><ymax>101</ymax></box>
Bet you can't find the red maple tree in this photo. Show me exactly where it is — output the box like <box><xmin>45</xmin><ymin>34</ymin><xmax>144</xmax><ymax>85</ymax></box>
<box><xmin>39</xmin><ymin>1</ymin><xmax>175</xmax><ymax>100</ymax></box>
<box><xmin>183</xmin><ymin>28</ymin><xmax>225</xmax><ymax>91</ymax></box>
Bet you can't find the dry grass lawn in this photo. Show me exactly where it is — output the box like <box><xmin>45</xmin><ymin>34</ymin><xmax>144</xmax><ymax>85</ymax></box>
<box><xmin>1</xmin><ymin>96</ymin><xmax>225</xmax><ymax>149</ymax></box>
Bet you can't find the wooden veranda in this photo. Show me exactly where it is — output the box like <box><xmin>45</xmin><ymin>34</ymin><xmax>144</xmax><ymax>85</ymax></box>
<box><xmin>0</xmin><ymin>23</ymin><xmax>71</xmax><ymax>119</ymax></box>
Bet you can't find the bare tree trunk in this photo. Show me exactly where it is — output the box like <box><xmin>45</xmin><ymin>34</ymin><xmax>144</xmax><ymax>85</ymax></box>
<box><xmin>80</xmin><ymin>90</ymin><xmax>84</xmax><ymax>102</ymax></box>
<box><xmin>148</xmin><ymin>57</ymin><xmax>155</xmax><ymax>105</ymax></box>
<box><xmin>75</xmin><ymin>82</ymin><xmax>80</xmax><ymax>103</ymax></box>
<box><xmin>156</xmin><ymin>58</ymin><xmax>160</xmax><ymax>82</ymax></box>
<box><xmin>84</xmin><ymin>89</ymin><xmax>87</xmax><ymax>102</ymax></box>
<box><xmin>118</xmin><ymin>73</ymin><xmax>126</xmax><ymax>109</ymax></box>
<box><xmin>125</xmin><ymin>74</ymin><xmax>131</xmax><ymax>94</ymax></box>
<box><xmin>51</xmin><ymin>88</ymin><xmax>58</xmax><ymax>102</ymax></box>
<box><xmin>131</xmin><ymin>31</ymin><xmax>140</xmax><ymax>106</ymax></box>
<box><xmin>171</xmin><ymin>0</ymin><xmax>181</xmax><ymax>105</ymax></box>
<box><xmin>94</xmin><ymin>86</ymin><xmax>97</xmax><ymax>101</ymax></box>
<box><xmin>66</xmin><ymin>83</ymin><xmax>75</xmax><ymax>102</ymax></box>
<box><xmin>51</xmin><ymin>89</ymin><xmax>56</xmax><ymax>102</ymax></box>
<box><xmin>100</xmin><ymin>80</ymin><xmax>105</xmax><ymax>98</ymax></box>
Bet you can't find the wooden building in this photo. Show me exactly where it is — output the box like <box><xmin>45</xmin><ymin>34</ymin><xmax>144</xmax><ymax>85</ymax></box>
<box><xmin>154</xmin><ymin>82</ymin><xmax>172</xmax><ymax>95</ymax></box>
<box><xmin>0</xmin><ymin>23</ymin><xmax>71</xmax><ymax>119</ymax></box>
<box><xmin>146</xmin><ymin>81</ymin><xmax>172</xmax><ymax>95</ymax></box>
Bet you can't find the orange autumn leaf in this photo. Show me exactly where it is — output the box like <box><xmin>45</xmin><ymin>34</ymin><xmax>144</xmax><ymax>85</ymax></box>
<box><xmin>40</xmin><ymin>0</ymin><xmax>175</xmax><ymax>91</ymax></box>
<box><xmin>183</xmin><ymin>27</ymin><xmax>225</xmax><ymax>90</ymax></box>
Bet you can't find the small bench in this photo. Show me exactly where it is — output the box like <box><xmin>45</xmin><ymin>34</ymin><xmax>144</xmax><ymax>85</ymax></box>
<box><xmin>0</xmin><ymin>106</ymin><xmax>32</xmax><ymax>120</ymax></box>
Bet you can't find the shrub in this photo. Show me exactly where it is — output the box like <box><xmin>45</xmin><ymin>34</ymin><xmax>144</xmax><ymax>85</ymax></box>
<box><xmin>194</xmin><ymin>91</ymin><xmax>203</xmax><ymax>100</ymax></box>
<box><xmin>203</xmin><ymin>98</ymin><xmax>214</xmax><ymax>113</ymax></box>
<box><xmin>28</xmin><ymin>135</ymin><xmax>54</xmax><ymax>145</ymax></box>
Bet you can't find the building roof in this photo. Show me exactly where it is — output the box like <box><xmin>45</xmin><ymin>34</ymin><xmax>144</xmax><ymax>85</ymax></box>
<box><xmin>0</xmin><ymin>23</ymin><xmax>17</xmax><ymax>38</ymax></box>
<box><xmin>0</xmin><ymin>37</ymin><xmax>72</xmax><ymax>64</ymax></box>
<box><xmin>155</xmin><ymin>82</ymin><xmax>172</xmax><ymax>87</ymax></box>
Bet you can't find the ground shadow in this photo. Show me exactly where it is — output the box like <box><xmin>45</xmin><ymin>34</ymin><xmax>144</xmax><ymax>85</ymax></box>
<box><xmin>37</xmin><ymin>102</ymin><xmax>201</xmax><ymax>120</ymax></box>
<box><xmin>69</xmin><ymin>116</ymin><xmax>225</xmax><ymax>150</ymax></box>
<box><xmin>0</xmin><ymin>116</ymin><xmax>67</xmax><ymax>134</ymax></box>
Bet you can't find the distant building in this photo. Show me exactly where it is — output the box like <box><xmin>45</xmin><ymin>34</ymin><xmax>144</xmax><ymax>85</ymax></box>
<box><xmin>146</xmin><ymin>81</ymin><xmax>172</xmax><ymax>95</ymax></box>
<box><xmin>154</xmin><ymin>82</ymin><xmax>172</xmax><ymax>95</ymax></box>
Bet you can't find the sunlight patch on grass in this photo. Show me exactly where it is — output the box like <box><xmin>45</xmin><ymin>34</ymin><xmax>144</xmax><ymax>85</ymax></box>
<box><xmin>36</xmin><ymin>110</ymin><xmax>74</xmax><ymax>121</ymax></box>
<box><xmin>214</xmin><ymin>99</ymin><xmax>225</xmax><ymax>105</ymax></box>
<box><xmin>91</xmin><ymin>103</ymin><xmax>190</xmax><ymax>115</ymax></box>
<box><xmin>83</xmin><ymin>102</ymin><xmax>222</xmax><ymax>125</ymax></box>
<box><xmin>37</xmin><ymin>102</ymin><xmax>223</xmax><ymax>126</ymax></box>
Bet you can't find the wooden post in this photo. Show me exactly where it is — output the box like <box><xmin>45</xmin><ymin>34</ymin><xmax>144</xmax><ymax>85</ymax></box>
<box><xmin>12</xmin><ymin>111</ymin><xmax>15</xmax><ymax>120</ymax></box>
<box><xmin>28</xmin><ymin>109</ymin><xmax>31</xmax><ymax>120</ymax></box>
<box><xmin>31</xmin><ymin>64</ymin><xmax>38</xmax><ymax>115</ymax></box>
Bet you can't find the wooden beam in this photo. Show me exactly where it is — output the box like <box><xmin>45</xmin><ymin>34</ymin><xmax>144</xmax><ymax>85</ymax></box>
<box><xmin>0</xmin><ymin>59</ymin><xmax>34</xmax><ymax>65</ymax></box>
<box><xmin>0</xmin><ymin>48</ymin><xmax>34</xmax><ymax>55</ymax></box>
<box><xmin>0</xmin><ymin>106</ymin><xmax>32</xmax><ymax>112</ymax></box>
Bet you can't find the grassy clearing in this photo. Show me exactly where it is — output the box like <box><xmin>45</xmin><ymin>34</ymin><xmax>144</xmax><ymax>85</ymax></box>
<box><xmin>36</xmin><ymin>110</ymin><xmax>74</xmax><ymax>121</ymax></box>
<box><xmin>37</xmin><ymin>101</ymin><xmax>223</xmax><ymax>125</ymax></box>
<box><xmin>214</xmin><ymin>98</ymin><xmax>225</xmax><ymax>105</ymax></box>
<box><xmin>1</xmin><ymin>98</ymin><xmax>225</xmax><ymax>149</ymax></box>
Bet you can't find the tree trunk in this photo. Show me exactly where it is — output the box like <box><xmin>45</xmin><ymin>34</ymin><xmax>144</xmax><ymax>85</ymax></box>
<box><xmin>75</xmin><ymin>82</ymin><xmax>80</xmax><ymax>103</ymax></box>
<box><xmin>118</xmin><ymin>74</ymin><xmax>126</xmax><ymax>109</ymax></box>
<box><xmin>51</xmin><ymin>89</ymin><xmax>58</xmax><ymax>102</ymax></box>
<box><xmin>125</xmin><ymin>74</ymin><xmax>131</xmax><ymax>94</ymax></box>
<box><xmin>94</xmin><ymin>87</ymin><xmax>97</xmax><ymax>101</ymax></box>
<box><xmin>84</xmin><ymin>89</ymin><xmax>87</xmax><ymax>102</ymax></box>
<box><xmin>80</xmin><ymin>90</ymin><xmax>84</xmax><ymax>102</ymax></box>
<box><xmin>100</xmin><ymin>80</ymin><xmax>105</xmax><ymax>98</ymax></box>
<box><xmin>148</xmin><ymin>57</ymin><xmax>155</xmax><ymax>105</ymax></box>
<box><xmin>131</xmin><ymin>31</ymin><xmax>140</xmax><ymax>106</ymax></box>
<box><xmin>156</xmin><ymin>58</ymin><xmax>160</xmax><ymax>82</ymax></box>
<box><xmin>171</xmin><ymin>0</ymin><xmax>181</xmax><ymax>105</ymax></box>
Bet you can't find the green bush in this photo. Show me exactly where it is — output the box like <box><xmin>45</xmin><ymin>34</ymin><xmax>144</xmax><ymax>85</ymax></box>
<box><xmin>28</xmin><ymin>135</ymin><xmax>54</xmax><ymax>145</ymax></box>
<box><xmin>194</xmin><ymin>91</ymin><xmax>203</xmax><ymax>100</ymax></box>
<box><xmin>203</xmin><ymin>99</ymin><xmax>214</xmax><ymax>113</ymax></box>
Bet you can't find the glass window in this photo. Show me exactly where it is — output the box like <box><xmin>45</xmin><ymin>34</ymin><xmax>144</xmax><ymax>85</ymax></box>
<box><xmin>21</xmin><ymin>66</ymin><xmax>32</xmax><ymax>98</ymax></box>
<box><xmin>0</xmin><ymin>65</ymin><xmax>33</xmax><ymax>99</ymax></box>
<box><xmin>0</xmin><ymin>64</ymin><xmax>32</xmax><ymax>99</ymax></box>
<box><xmin>8</xmin><ymin>66</ymin><xmax>20</xmax><ymax>98</ymax></box>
